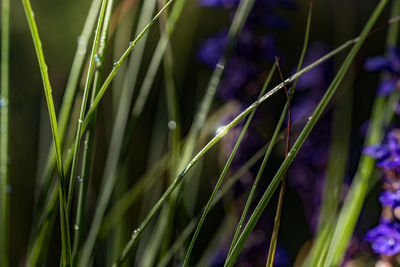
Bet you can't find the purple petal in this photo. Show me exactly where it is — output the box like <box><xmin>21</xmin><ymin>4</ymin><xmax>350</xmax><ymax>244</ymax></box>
<box><xmin>377</xmin><ymin>79</ymin><xmax>397</xmax><ymax>96</ymax></box>
<box><xmin>364</xmin><ymin>56</ymin><xmax>391</xmax><ymax>72</ymax></box>
<box><xmin>363</xmin><ymin>145</ymin><xmax>388</xmax><ymax>159</ymax></box>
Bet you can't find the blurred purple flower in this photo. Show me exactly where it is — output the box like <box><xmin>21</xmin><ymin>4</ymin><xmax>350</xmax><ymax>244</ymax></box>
<box><xmin>295</xmin><ymin>43</ymin><xmax>333</xmax><ymax>91</ymax></box>
<box><xmin>364</xmin><ymin>46</ymin><xmax>400</xmax><ymax>96</ymax></box>
<box><xmin>197</xmin><ymin>31</ymin><xmax>228</xmax><ymax>68</ymax></box>
<box><xmin>363</xmin><ymin>130</ymin><xmax>400</xmax><ymax>171</ymax></box>
<box><xmin>379</xmin><ymin>190</ymin><xmax>400</xmax><ymax>208</ymax></box>
<box><xmin>198</xmin><ymin>0</ymin><xmax>239</xmax><ymax>8</ymax></box>
<box><xmin>365</xmin><ymin>221</ymin><xmax>400</xmax><ymax>256</ymax></box>
<box><xmin>289</xmin><ymin>42</ymin><xmax>333</xmax><ymax>124</ymax></box>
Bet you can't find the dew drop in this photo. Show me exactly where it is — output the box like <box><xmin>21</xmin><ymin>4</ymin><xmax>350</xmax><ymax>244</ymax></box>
<box><xmin>0</xmin><ymin>97</ymin><xmax>7</xmax><ymax>107</ymax></box>
<box><xmin>129</xmin><ymin>41</ymin><xmax>133</xmax><ymax>46</ymax></box>
<box><xmin>168</xmin><ymin>120</ymin><xmax>176</xmax><ymax>131</ymax></box>
<box><xmin>132</xmin><ymin>228</ymin><xmax>141</xmax><ymax>238</ymax></box>
<box><xmin>307</xmin><ymin>116</ymin><xmax>312</xmax><ymax>121</ymax></box>
<box><xmin>77</xmin><ymin>36</ymin><xmax>87</xmax><ymax>54</ymax></box>
<box><xmin>216</xmin><ymin>63</ymin><xmax>224</xmax><ymax>70</ymax></box>
<box><xmin>74</xmin><ymin>224</ymin><xmax>79</xmax><ymax>231</ymax></box>
<box><xmin>78</xmin><ymin>119</ymin><xmax>83</xmax><ymax>123</ymax></box>
<box><xmin>77</xmin><ymin>176</ymin><xmax>83</xmax><ymax>183</ymax></box>
<box><xmin>388</xmin><ymin>238</ymin><xmax>395</xmax><ymax>246</ymax></box>
<box><xmin>113</xmin><ymin>62</ymin><xmax>118</xmax><ymax>67</ymax></box>
<box><xmin>95</xmin><ymin>54</ymin><xmax>100</xmax><ymax>62</ymax></box>
<box><xmin>216</xmin><ymin>125</ymin><xmax>227</xmax><ymax>136</ymax></box>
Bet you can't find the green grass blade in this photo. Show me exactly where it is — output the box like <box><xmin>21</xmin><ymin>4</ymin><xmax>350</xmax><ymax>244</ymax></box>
<box><xmin>0</xmin><ymin>0</ymin><xmax>10</xmax><ymax>265</ymax></box>
<box><xmin>224</xmin><ymin>1</ymin><xmax>388</xmax><ymax>265</ymax></box>
<box><xmin>21</xmin><ymin>0</ymin><xmax>73</xmax><ymax>264</ymax></box>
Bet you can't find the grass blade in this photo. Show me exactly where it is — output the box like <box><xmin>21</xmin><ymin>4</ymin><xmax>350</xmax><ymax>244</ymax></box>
<box><xmin>21</xmin><ymin>0</ymin><xmax>73</xmax><ymax>264</ymax></box>
<box><xmin>0</xmin><ymin>0</ymin><xmax>10</xmax><ymax>265</ymax></box>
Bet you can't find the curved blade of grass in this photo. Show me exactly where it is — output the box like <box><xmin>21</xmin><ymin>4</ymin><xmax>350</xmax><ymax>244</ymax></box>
<box><xmin>21</xmin><ymin>0</ymin><xmax>73</xmax><ymax>264</ymax></box>
<box><xmin>111</xmin><ymin>35</ymin><xmax>359</xmax><ymax>266</ymax></box>
<box><xmin>183</xmin><ymin>65</ymin><xmax>276</xmax><ymax>266</ymax></box>
<box><xmin>67</xmin><ymin>0</ymin><xmax>109</xmax><ymax>214</ymax></box>
<box><xmin>71</xmin><ymin>0</ymin><xmax>115</xmax><ymax>266</ymax></box>
<box><xmin>0</xmin><ymin>0</ymin><xmax>10</xmax><ymax>265</ymax></box>
<box><xmin>224</xmin><ymin>1</ymin><xmax>387</xmax><ymax>265</ymax></box>
<box><xmin>34</xmin><ymin>0</ymin><xmax>103</xmax><ymax>218</ymax></box>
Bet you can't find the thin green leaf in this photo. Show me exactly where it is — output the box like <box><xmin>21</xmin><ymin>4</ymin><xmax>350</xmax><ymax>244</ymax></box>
<box><xmin>21</xmin><ymin>0</ymin><xmax>73</xmax><ymax>264</ymax></box>
<box><xmin>0</xmin><ymin>0</ymin><xmax>10</xmax><ymax>265</ymax></box>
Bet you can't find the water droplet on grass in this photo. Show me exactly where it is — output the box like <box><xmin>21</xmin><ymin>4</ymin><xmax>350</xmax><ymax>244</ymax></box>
<box><xmin>0</xmin><ymin>97</ymin><xmax>7</xmax><ymax>107</ymax></box>
<box><xmin>168</xmin><ymin>120</ymin><xmax>176</xmax><ymax>130</ymax></box>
